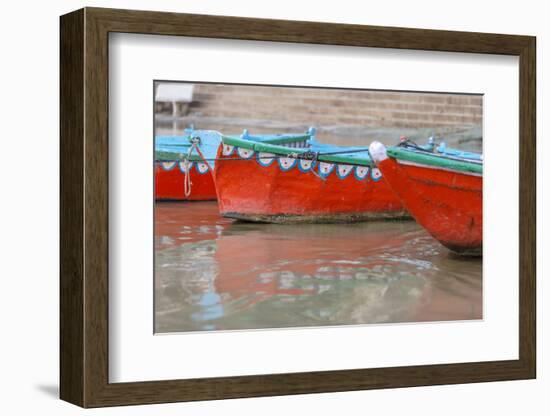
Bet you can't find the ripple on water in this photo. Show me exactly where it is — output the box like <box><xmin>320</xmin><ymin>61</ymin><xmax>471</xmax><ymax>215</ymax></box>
<box><xmin>154</xmin><ymin>202</ymin><xmax>482</xmax><ymax>333</ymax></box>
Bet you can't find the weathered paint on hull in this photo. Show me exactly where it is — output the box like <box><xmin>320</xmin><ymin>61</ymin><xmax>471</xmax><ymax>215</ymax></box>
<box><xmin>155</xmin><ymin>161</ymin><xmax>217</xmax><ymax>201</ymax></box>
<box><xmin>223</xmin><ymin>211</ymin><xmax>409</xmax><ymax>224</ymax></box>
<box><xmin>374</xmin><ymin>156</ymin><xmax>482</xmax><ymax>256</ymax></box>
<box><xmin>214</xmin><ymin>147</ymin><xmax>409</xmax><ymax>223</ymax></box>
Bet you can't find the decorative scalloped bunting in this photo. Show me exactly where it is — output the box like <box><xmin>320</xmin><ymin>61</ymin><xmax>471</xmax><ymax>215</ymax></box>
<box><xmin>161</xmin><ymin>161</ymin><xmax>177</xmax><ymax>171</ymax></box>
<box><xmin>278</xmin><ymin>157</ymin><xmax>297</xmax><ymax>171</ymax></box>
<box><xmin>318</xmin><ymin>162</ymin><xmax>335</xmax><ymax>177</ymax></box>
<box><xmin>354</xmin><ymin>166</ymin><xmax>370</xmax><ymax>180</ymax></box>
<box><xmin>178</xmin><ymin>161</ymin><xmax>194</xmax><ymax>173</ymax></box>
<box><xmin>298</xmin><ymin>159</ymin><xmax>315</xmax><ymax>172</ymax></box>
<box><xmin>370</xmin><ymin>167</ymin><xmax>383</xmax><ymax>181</ymax></box>
<box><xmin>196</xmin><ymin>162</ymin><xmax>209</xmax><ymax>174</ymax></box>
<box><xmin>237</xmin><ymin>147</ymin><xmax>255</xmax><ymax>159</ymax></box>
<box><xmin>222</xmin><ymin>144</ymin><xmax>235</xmax><ymax>156</ymax></box>
<box><xmin>258</xmin><ymin>152</ymin><xmax>276</xmax><ymax>167</ymax></box>
<box><xmin>337</xmin><ymin>164</ymin><xmax>354</xmax><ymax>179</ymax></box>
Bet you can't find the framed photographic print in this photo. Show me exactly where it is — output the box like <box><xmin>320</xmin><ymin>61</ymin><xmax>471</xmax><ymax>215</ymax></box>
<box><xmin>60</xmin><ymin>7</ymin><xmax>536</xmax><ymax>408</ymax></box>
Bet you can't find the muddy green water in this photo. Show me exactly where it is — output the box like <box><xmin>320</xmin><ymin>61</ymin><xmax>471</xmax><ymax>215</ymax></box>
<box><xmin>155</xmin><ymin>202</ymin><xmax>482</xmax><ymax>333</ymax></box>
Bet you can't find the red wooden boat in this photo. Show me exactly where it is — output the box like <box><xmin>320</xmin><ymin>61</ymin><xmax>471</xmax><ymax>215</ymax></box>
<box><xmin>369</xmin><ymin>140</ymin><xmax>483</xmax><ymax>256</ymax></box>
<box><xmin>155</xmin><ymin>129</ymin><xmax>220</xmax><ymax>201</ymax></box>
<box><xmin>155</xmin><ymin>161</ymin><xmax>217</xmax><ymax>201</ymax></box>
<box><xmin>213</xmin><ymin>129</ymin><xmax>409</xmax><ymax>223</ymax></box>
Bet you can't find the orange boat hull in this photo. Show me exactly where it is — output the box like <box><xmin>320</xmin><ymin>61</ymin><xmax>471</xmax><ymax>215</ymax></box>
<box><xmin>376</xmin><ymin>157</ymin><xmax>482</xmax><ymax>255</ymax></box>
<box><xmin>213</xmin><ymin>146</ymin><xmax>408</xmax><ymax>223</ymax></box>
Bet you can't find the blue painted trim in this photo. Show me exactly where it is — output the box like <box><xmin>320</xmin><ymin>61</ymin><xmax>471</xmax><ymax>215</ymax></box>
<box><xmin>178</xmin><ymin>161</ymin><xmax>194</xmax><ymax>173</ymax></box>
<box><xmin>159</xmin><ymin>161</ymin><xmax>178</xmax><ymax>172</ymax></box>
<box><xmin>257</xmin><ymin>152</ymin><xmax>275</xmax><ymax>167</ymax></box>
<box><xmin>354</xmin><ymin>166</ymin><xmax>370</xmax><ymax>181</ymax></box>
<box><xmin>222</xmin><ymin>144</ymin><xmax>236</xmax><ymax>157</ymax></box>
<box><xmin>318</xmin><ymin>162</ymin><xmax>335</xmax><ymax>178</ymax></box>
<box><xmin>237</xmin><ymin>147</ymin><xmax>255</xmax><ymax>160</ymax></box>
<box><xmin>298</xmin><ymin>159</ymin><xmax>317</xmax><ymax>173</ymax></box>
<box><xmin>195</xmin><ymin>163</ymin><xmax>210</xmax><ymax>175</ymax></box>
<box><xmin>436</xmin><ymin>142</ymin><xmax>483</xmax><ymax>161</ymax></box>
<box><xmin>336</xmin><ymin>164</ymin><xmax>354</xmax><ymax>179</ymax></box>
<box><xmin>278</xmin><ymin>157</ymin><xmax>298</xmax><ymax>171</ymax></box>
<box><xmin>370</xmin><ymin>167</ymin><xmax>383</xmax><ymax>182</ymax></box>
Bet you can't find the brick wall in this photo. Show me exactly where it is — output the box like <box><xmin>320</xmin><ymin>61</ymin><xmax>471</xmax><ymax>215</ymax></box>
<box><xmin>188</xmin><ymin>84</ymin><xmax>482</xmax><ymax>129</ymax></box>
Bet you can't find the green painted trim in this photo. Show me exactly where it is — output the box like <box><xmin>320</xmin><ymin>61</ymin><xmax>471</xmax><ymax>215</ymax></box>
<box><xmin>317</xmin><ymin>153</ymin><xmax>373</xmax><ymax>166</ymax></box>
<box><xmin>222</xmin><ymin>135</ymin><xmax>307</xmax><ymax>156</ymax></box>
<box><xmin>222</xmin><ymin>135</ymin><xmax>373</xmax><ymax>166</ymax></box>
<box><xmin>222</xmin><ymin>134</ymin><xmax>310</xmax><ymax>147</ymax></box>
<box><xmin>259</xmin><ymin>135</ymin><xmax>311</xmax><ymax>145</ymax></box>
<box><xmin>155</xmin><ymin>151</ymin><xmax>202</xmax><ymax>162</ymax></box>
<box><xmin>253</xmin><ymin>141</ymin><xmax>304</xmax><ymax>155</ymax></box>
<box><xmin>221</xmin><ymin>135</ymin><xmax>255</xmax><ymax>148</ymax></box>
<box><xmin>387</xmin><ymin>146</ymin><xmax>483</xmax><ymax>174</ymax></box>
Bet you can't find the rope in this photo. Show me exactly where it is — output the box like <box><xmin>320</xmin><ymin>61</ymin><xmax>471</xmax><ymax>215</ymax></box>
<box><xmin>182</xmin><ymin>137</ymin><xmax>217</xmax><ymax>197</ymax></box>
<box><xmin>183</xmin><ymin>142</ymin><xmax>196</xmax><ymax>197</ymax></box>
<box><xmin>183</xmin><ymin>159</ymin><xmax>192</xmax><ymax>197</ymax></box>
<box><xmin>397</xmin><ymin>138</ymin><xmax>433</xmax><ymax>153</ymax></box>
<box><xmin>169</xmin><ymin>140</ymin><xmax>377</xmax><ymax>187</ymax></box>
<box><xmin>289</xmin><ymin>151</ymin><xmax>325</xmax><ymax>181</ymax></box>
<box><xmin>189</xmin><ymin>148</ymin><xmax>370</xmax><ymax>163</ymax></box>
<box><xmin>310</xmin><ymin>164</ymin><xmax>325</xmax><ymax>181</ymax></box>
<box><xmin>164</xmin><ymin>153</ymin><xmax>372</xmax><ymax>168</ymax></box>
<box><xmin>314</xmin><ymin>147</ymin><xmax>371</xmax><ymax>156</ymax></box>
<box><xmin>192</xmin><ymin>139</ymin><xmax>214</xmax><ymax>172</ymax></box>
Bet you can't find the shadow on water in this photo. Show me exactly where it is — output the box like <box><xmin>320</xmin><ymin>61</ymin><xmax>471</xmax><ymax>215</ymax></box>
<box><xmin>155</xmin><ymin>201</ymin><xmax>482</xmax><ymax>333</ymax></box>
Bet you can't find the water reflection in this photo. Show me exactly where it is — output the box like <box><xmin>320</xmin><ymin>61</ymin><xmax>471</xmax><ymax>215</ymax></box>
<box><xmin>155</xmin><ymin>202</ymin><xmax>482</xmax><ymax>333</ymax></box>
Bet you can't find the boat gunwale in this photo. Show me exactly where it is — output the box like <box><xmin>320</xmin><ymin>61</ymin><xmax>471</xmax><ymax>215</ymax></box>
<box><xmin>155</xmin><ymin>130</ymin><xmax>222</xmax><ymax>162</ymax></box>
<box><xmin>155</xmin><ymin>153</ymin><xmax>206</xmax><ymax>162</ymax></box>
<box><xmin>221</xmin><ymin>135</ymin><xmax>375</xmax><ymax>167</ymax></box>
<box><xmin>243</xmin><ymin>134</ymin><xmax>312</xmax><ymax>145</ymax></box>
<box><xmin>387</xmin><ymin>146</ymin><xmax>483</xmax><ymax>175</ymax></box>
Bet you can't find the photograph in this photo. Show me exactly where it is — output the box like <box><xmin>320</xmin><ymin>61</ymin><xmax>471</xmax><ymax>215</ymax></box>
<box><xmin>53</xmin><ymin>5</ymin><xmax>537</xmax><ymax>410</ymax></box>
<box><xmin>153</xmin><ymin>81</ymin><xmax>483</xmax><ymax>333</ymax></box>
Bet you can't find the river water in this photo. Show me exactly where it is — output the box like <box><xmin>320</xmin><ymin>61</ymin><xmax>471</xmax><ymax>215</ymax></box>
<box><xmin>154</xmin><ymin>202</ymin><xmax>482</xmax><ymax>333</ymax></box>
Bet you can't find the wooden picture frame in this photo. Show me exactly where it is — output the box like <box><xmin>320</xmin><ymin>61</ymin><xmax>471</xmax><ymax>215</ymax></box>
<box><xmin>60</xmin><ymin>7</ymin><xmax>536</xmax><ymax>408</ymax></box>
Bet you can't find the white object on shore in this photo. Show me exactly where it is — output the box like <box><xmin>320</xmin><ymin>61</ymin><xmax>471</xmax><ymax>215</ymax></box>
<box><xmin>155</xmin><ymin>83</ymin><xmax>194</xmax><ymax>117</ymax></box>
